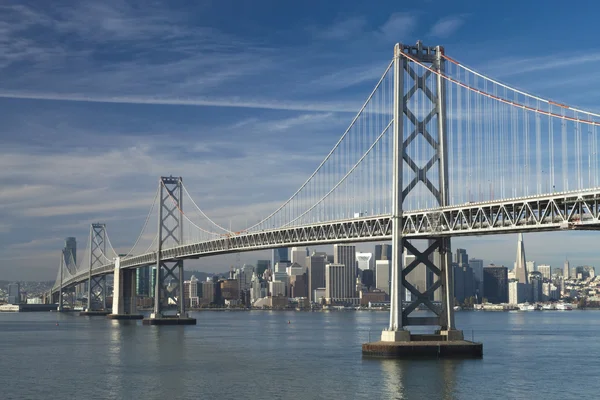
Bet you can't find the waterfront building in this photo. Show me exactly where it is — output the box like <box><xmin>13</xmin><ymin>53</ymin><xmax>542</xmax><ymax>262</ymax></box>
<box><xmin>269</xmin><ymin>281</ymin><xmax>286</xmax><ymax>297</ymax></box>
<box><xmin>313</xmin><ymin>288</ymin><xmax>326</xmax><ymax>303</ymax></box>
<box><xmin>290</xmin><ymin>274</ymin><xmax>307</xmax><ymax>298</ymax></box>
<box><xmin>201</xmin><ymin>281</ymin><xmax>215</xmax><ymax>305</ymax></box>
<box><xmin>508</xmin><ymin>280</ymin><xmax>529</xmax><ymax>304</ymax></box>
<box><xmin>375</xmin><ymin>260</ymin><xmax>390</xmax><ymax>294</ymax></box>
<box><xmin>306</xmin><ymin>252</ymin><xmax>326</xmax><ymax>302</ymax></box>
<box><xmin>333</xmin><ymin>244</ymin><xmax>357</xmax><ymax>298</ymax></box>
<box><xmin>483</xmin><ymin>265</ymin><xmax>508</xmax><ymax>304</ymax></box>
<box><xmin>470</xmin><ymin>258</ymin><xmax>484</xmax><ymax>299</ymax></box>
<box><xmin>325</xmin><ymin>263</ymin><xmax>355</xmax><ymax>302</ymax></box>
<box><xmin>8</xmin><ymin>283</ymin><xmax>20</xmax><ymax>305</ymax></box>
<box><xmin>454</xmin><ymin>262</ymin><xmax>475</xmax><ymax>304</ymax></box>
<box><xmin>359</xmin><ymin>289</ymin><xmax>387</xmax><ymax>306</ymax></box>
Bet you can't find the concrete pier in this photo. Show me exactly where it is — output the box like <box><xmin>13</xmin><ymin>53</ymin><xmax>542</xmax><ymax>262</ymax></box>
<box><xmin>142</xmin><ymin>315</ymin><xmax>197</xmax><ymax>326</ymax></box>
<box><xmin>107</xmin><ymin>314</ymin><xmax>144</xmax><ymax>320</ymax></box>
<box><xmin>80</xmin><ymin>310</ymin><xmax>110</xmax><ymax>316</ymax></box>
<box><xmin>109</xmin><ymin>260</ymin><xmax>144</xmax><ymax>320</ymax></box>
<box><xmin>362</xmin><ymin>334</ymin><xmax>482</xmax><ymax>358</ymax></box>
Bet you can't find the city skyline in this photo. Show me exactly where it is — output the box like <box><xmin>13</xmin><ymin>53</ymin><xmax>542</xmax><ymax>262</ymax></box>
<box><xmin>2</xmin><ymin>1</ymin><xmax>600</xmax><ymax>280</ymax></box>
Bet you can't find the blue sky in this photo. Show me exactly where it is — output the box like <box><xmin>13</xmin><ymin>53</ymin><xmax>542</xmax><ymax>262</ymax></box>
<box><xmin>1</xmin><ymin>0</ymin><xmax>600</xmax><ymax>280</ymax></box>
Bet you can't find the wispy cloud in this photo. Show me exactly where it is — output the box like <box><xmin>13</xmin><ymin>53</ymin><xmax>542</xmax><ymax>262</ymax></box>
<box><xmin>428</xmin><ymin>15</ymin><xmax>467</xmax><ymax>37</ymax></box>
<box><xmin>316</xmin><ymin>17</ymin><xmax>367</xmax><ymax>40</ymax></box>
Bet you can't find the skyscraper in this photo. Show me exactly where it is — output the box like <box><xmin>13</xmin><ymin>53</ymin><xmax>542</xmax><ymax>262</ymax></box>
<box><xmin>375</xmin><ymin>260</ymin><xmax>390</xmax><ymax>294</ymax></box>
<box><xmin>272</xmin><ymin>248</ymin><xmax>289</xmax><ymax>267</ymax></box>
<box><xmin>136</xmin><ymin>266</ymin><xmax>151</xmax><ymax>296</ymax></box>
<box><xmin>256</xmin><ymin>260</ymin><xmax>270</xmax><ymax>277</ymax></box>
<box><xmin>306</xmin><ymin>252</ymin><xmax>326</xmax><ymax>302</ymax></box>
<box><xmin>333</xmin><ymin>244</ymin><xmax>357</xmax><ymax>298</ymax></box>
<box><xmin>325</xmin><ymin>263</ymin><xmax>354</xmax><ymax>302</ymax></box>
<box><xmin>290</xmin><ymin>247</ymin><xmax>309</xmax><ymax>267</ymax></box>
<box><xmin>64</xmin><ymin>237</ymin><xmax>77</xmax><ymax>265</ymax></box>
<box><xmin>563</xmin><ymin>259</ymin><xmax>570</xmax><ymax>279</ymax></box>
<box><xmin>483</xmin><ymin>265</ymin><xmax>508</xmax><ymax>304</ymax></box>
<box><xmin>514</xmin><ymin>233</ymin><xmax>529</xmax><ymax>284</ymax></box>
<box><xmin>374</xmin><ymin>244</ymin><xmax>392</xmax><ymax>262</ymax></box>
<box><xmin>8</xmin><ymin>283</ymin><xmax>20</xmax><ymax>304</ymax></box>
<box><xmin>537</xmin><ymin>265</ymin><xmax>552</xmax><ymax>280</ymax></box>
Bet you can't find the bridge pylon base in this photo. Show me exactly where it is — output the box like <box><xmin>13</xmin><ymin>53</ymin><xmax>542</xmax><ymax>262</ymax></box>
<box><xmin>142</xmin><ymin>314</ymin><xmax>196</xmax><ymax>326</ymax></box>
<box><xmin>107</xmin><ymin>314</ymin><xmax>144</xmax><ymax>320</ymax></box>
<box><xmin>80</xmin><ymin>310</ymin><xmax>110</xmax><ymax>316</ymax></box>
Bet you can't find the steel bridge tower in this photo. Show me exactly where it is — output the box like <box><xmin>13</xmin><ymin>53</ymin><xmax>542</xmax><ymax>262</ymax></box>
<box><xmin>83</xmin><ymin>223</ymin><xmax>109</xmax><ymax>314</ymax></box>
<box><xmin>145</xmin><ymin>176</ymin><xmax>196</xmax><ymax>324</ymax></box>
<box><xmin>383</xmin><ymin>42</ymin><xmax>462</xmax><ymax>342</ymax></box>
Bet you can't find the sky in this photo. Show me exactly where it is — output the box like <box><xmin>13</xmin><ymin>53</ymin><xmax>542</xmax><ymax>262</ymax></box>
<box><xmin>2</xmin><ymin>0</ymin><xmax>600</xmax><ymax>281</ymax></box>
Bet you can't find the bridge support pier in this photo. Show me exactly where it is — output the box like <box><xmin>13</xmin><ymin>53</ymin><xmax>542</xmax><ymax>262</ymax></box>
<box><xmin>108</xmin><ymin>258</ymin><xmax>143</xmax><ymax>320</ymax></box>
<box><xmin>142</xmin><ymin>176</ymin><xmax>196</xmax><ymax>326</ymax></box>
<box><xmin>81</xmin><ymin>223</ymin><xmax>110</xmax><ymax>316</ymax></box>
<box><xmin>363</xmin><ymin>41</ymin><xmax>481</xmax><ymax>358</ymax></box>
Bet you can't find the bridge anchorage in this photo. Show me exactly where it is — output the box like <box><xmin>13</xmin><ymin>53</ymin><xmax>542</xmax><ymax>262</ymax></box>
<box><xmin>363</xmin><ymin>41</ymin><xmax>481</xmax><ymax>358</ymax></box>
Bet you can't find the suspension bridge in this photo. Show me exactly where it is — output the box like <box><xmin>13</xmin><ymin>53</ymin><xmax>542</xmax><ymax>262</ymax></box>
<box><xmin>46</xmin><ymin>42</ymin><xmax>600</xmax><ymax>349</ymax></box>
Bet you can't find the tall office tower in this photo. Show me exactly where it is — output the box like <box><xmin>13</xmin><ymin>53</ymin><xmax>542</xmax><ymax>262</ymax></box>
<box><xmin>333</xmin><ymin>244</ymin><xmax>357</xmax><ymax>298</ymax></box>
<box><xmin>469</xmin><ymin>258</ymin><xmax>484</xmax><ymax>300</ymax></box>
<box><xmin>529</xmin><ymin>272</ymin><xmax>543</xmax><ymax>302</ymax></box>
<box><xmin>136</xmin><ymin>266</ymin><xmax>151</xmax><ymax>296</ymax></box>
<box><xmin>64</xmin><ymin>237</ymin><xmax>77</xmax><ymax>265</ymax></box>
<box><xmin>235</xmin><ymin>264</ymin><xmax>254</xmax><ymax>292</ymax></box>
<box><xmin>356</xmin><ymin>252</ymin><xmax>373</xmax><ymax>272</ymax></box>
<box><xmin>374</xmin><ymin>244</ymin><xmax>392</xmax><ymax>262</ymax></box>
<box><xmin>483</xmin><ymin>265</ymin><xmax>509</xmax><ymax>304</ymax></box>
<box><xmin>563</xmin><ymin>259</ymin><xmax>570</xmax><ymax>279</ymax></box>
<box><xmin>7</xmin><ymin>283</ymin><xmax>20</xmax><ymax>304</ymax></box>
<box><xmin>272</xmin><ymin>248</ymin><xmax>289</xmax><ymax>267</ymax></box>
<box><xmin>188</xmin><ymin>275</ymin><xmax>199</xmax><ymax>308</ymax></box>
<box><xmin>403</xmin><ymin>248</ymin><xmax>434</xmax><ymax>302</ymax></box>
<box><xmin>375</xmin><ymin>260</ymin><xmax>390</xmax><ymax>294</ymax></box>
<box><xmin>455</xmin><ymin>248</ymin><xmax>468</xmax><ymax>266</ymax></box>
<box><xmin>454</xmin><ymin>263</ymin><xmax>475</xmax><ymax>304</ymax></box>
<box><xmin>537</xmin><ymin>265</ymin><xmax>552</xmax><ymax>280</ymax></box>
<box><xmin>361</xmin><ymin>269</ymin><xmax>374</xmax><ymax>290</ymax></box>
<box><xmin>290</xmin><ymin>247</ymin><xmax>309</xmax><ymax>268</ymax></box>
<box><xmin>306</xmin><ymin>252</ymin><xmax>327</xmax><ymax>302</ymax></box>
<box><xmin>514</xmin><ymin>233</ymin><xmax>529</xmax><ymax>285</ymax></box>
<box><xmin>256</xmin><ymin>260</ymin><xmax>270</xmax><ymax>277</ymax></box>
<box><xmin>325</xmin><ymin>263</ymin><xmax>353</xmax><ymax>301</ymax></box>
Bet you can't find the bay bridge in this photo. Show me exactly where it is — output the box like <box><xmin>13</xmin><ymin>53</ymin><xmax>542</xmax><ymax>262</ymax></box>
<box><xmin>47</xmin><ymin>42</ymin><xmax>600</xmax><ymax>347</ymax></box>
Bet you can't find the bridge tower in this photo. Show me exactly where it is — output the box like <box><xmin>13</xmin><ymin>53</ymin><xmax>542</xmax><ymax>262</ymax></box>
<box><xmin>144</xmin><ymin>176</ymin><xmax>196</xmax><ymax>325</ymax></box>
<box><xmin>82</xmin><ymin>223</ymin><xmax>110</xmax><ymax>315</ymax></box>
<box><xmin>383</xmin><ymin>42</ymin><xmax>462</xmax><ymax>343</ymax></box>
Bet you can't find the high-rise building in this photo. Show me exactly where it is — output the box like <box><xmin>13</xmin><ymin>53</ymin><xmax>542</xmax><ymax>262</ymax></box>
<box><xmin>325</xmin><ymin>263</ymin><xmax>354</xmax><ymax>302</ymax></box>
<box><xmin>272</xmin><ymin>248</ymin><xmax>289</xmax><ymax>267</ymax></box>
<box><xmin>537</xmin><ymin>265</ymin><xmax>552</xmax><ymax>280</ymax></box>
<box><xmin>290</xmin><ymin>274</ymin><xmax>307</xmax><ymax>298</ymax></box>
<box><xmin>256</xmin><ymin>260</ymin><xmax>270</xmax><ymax>277</ymax></box>
<box><xmin>454</xmin><ymin>263</ymin><xmax>475</xmax><ymax>304</ymax></box>
<box><xmin>234</xmin><ymin>264</ymin><xmax>254</xmax><ymax>292</ymax></box>
<box><xmin>361</xmin><ymin>269</ymin><xmax>374</xmax><ymax>290</ymax></box>
<box><xmin>514</xmin><ymin>233</ymin><xmax>529</xmax><ymax>285</ymax></box>
<box><xmin>529</xmin><ymin>272</ymin><xmax>543</xmax><ymax>302</ymax></box>
<box><xmin>483</xmin><ymin>265</ymin><xmax>508</xmax><ymax>304</ymax></box>
<box><xmin>290</xmin><ymin>247</ymin><xmax>309</xmax><ymax>267</ymax></box>
<box><xmin>306</xmin><ymin>252</ymin><xmax>327</xmax><ymax>302</ymax></box>
<box><xmin>136</xmin><ymin>266</ymin><xmax>151</xmax><ymax>297</ymax></box>
<box><xmin>269</xmin><ymin>281</ymin><xmax>286</xmax><ymax>297</ymax></box>
<box><xmin>8</xmin><ymin>283</ymin><xmax>20</xmax><ymax>304</ymax></box>
<box><xmin>404</xmin><ymin>248</ymin><xmax>435</xmax><ymax>302</ymax></box>
<box><xmin>64</xmin><ymin>237</ymin><xmax>77</xmax><ymax>267</ymax></box>
<box><xmin>455</xmin><ymin>248</ymin><xmax>468</xmax><ymax>266</ymax></box>
<box><xmin>526</xmin><ymin>261</ymin><xmax>536</xmax><ymax>273</ymax></box>
<box><xmin>375</xmin><ymin>260</ymin><xmax>390</xmax><ymax>294</ymax></box>
<box><xmin>356</xmin><ymin>252</ymin><xmax>373</xmax><ymax>271</ymax></box>
<box><xmin>563</xmin><ymin>259</ymin><xmax>570</xmax><ymax>279</ymax></box>
<box><xmin>333</xmin><ymin>244</ymin><xmax>357</xmax><ymax>298</ymax></box>
<box><xmin>374</xmin><ymin>244</ymin><xmax>392</xmax><ymax>262</ymax></box>
<box><xmin>221</xmin><ymin>279</ymin><xmax>240</xmax><ymax>302</ymax></box>
<box><xmin>201</xmin><ymin>280</ymin><xmax>215</xmax><ymax>305</ymax></box>
<box><xmin>469</xmin><ymin>258</ymin><xmax>484</xmax><ymax>300</ymax></box>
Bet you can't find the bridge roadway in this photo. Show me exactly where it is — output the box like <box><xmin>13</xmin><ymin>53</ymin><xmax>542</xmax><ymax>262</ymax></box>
<box><xmin>53</xmin><ymin>188</ymin><xmax>600</xmax><ymax>293</ymax></box>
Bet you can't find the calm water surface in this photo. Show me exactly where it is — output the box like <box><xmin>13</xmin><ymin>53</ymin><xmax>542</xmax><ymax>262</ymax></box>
<box><xmin>1</xmin><ymin>310</ymin><xmax>599</xmax><ymax>399</ymax></box>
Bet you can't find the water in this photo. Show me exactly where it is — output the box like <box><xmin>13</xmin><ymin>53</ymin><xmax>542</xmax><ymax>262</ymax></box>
<box><xmin>1</xmin><ymin>310</ymin><xmax>600</xmax><ymax>400</ymax></box>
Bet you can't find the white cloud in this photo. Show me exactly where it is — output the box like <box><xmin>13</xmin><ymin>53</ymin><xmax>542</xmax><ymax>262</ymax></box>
<box><xmin>317</xmin><ymin>17</ymin><xmax>367</xmax><ymax>40</ymax></box>
<box><xmin>428</xmin><ymin>16</ymin><xmax>466</xmax><ymax>37</ymax></box>
<box><xmin>378</xmin><ymin>13</ymin><xmax>417</xmax><ymax>42</ymax></box>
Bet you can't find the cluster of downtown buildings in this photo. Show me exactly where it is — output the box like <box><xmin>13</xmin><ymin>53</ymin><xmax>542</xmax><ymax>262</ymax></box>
<box><xmin>5</xmin><ymin>234</ymin><xmax>599</xmax><ymax>311</ymax></box>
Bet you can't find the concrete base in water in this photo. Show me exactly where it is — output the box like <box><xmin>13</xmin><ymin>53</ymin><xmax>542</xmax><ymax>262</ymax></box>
<box><xmin>363</xmin><ymin>334</ymin><xmax>483</xmax><ymax>358</ymax></box>
<box><xmin>142</xmin><ymin>316</ymin><xmax>197</xmax><ymax>326</ymax></box>
<box><xmin>80</xmin><ymin>310</ymin><xmax>111</xmax><ymax>316</ymax></box>
<box><xmin>107</xmin><ymin>314</ymin><xmax>144</xmax><ymax>320</ymax></box>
